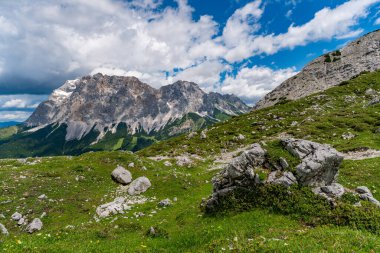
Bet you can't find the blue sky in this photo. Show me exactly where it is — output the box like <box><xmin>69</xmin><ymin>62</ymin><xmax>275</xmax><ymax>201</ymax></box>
<box><xmin>0</xmin><ymin>0</ymin><xmax>379</xmax><ymax>122</ymax></box>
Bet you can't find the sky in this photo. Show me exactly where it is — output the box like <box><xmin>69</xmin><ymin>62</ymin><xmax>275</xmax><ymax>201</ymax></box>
<box><xmin>0</xmin><ymin>0</ymin><xmax>379</xmax><ymax>122</ymax></box>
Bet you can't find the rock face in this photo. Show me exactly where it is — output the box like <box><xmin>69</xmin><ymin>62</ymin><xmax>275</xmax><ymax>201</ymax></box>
<box><xmin>255</xmin><ymin>30</ymin><xmax>380</xmax><ymax>109</ymax></box>
<box><xmin>128</xmin><ymin>177</ymin><xmax>151</xmax><ymax>195</ymax></box>
<box><xmin>282</xmin><ymin>139</ymin><xmax>343</xmax><ymax>186</ymax></box>
<box><xmin>26</xmin><ymin>74</ymin><xmax>250</xmax><ymax>141</ymax></box>
<box><xmin>111</xmin><ymin>166</ymin><xmax>132</xmax><ymax>185</ymax></box>
<box><xmin>26</xmin><ymin>218</ymin><xmax>43</xmax><ymax>233</ymax></box>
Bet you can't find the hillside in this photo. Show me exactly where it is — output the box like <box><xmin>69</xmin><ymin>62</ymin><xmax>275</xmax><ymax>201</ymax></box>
<box><xmin>255</xmin><ymin>29</ymin><xmax>380</xmax><ymax>109</ymax></box>
<box><xmin>1</xmin><ymin>71</ymin><xmax>380</xmax><ymax>252</ymax></box>
<box><xmin>0</xmin><ymin>74</ymin><xmax>249</xmax><ymax>158</ymax></box>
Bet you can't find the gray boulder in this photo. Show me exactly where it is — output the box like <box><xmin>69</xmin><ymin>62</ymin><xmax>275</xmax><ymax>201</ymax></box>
<box><xmin>0</xmin><ymin>223</ymin><xmax>8</xmax><ymax>235</ymax></box>
<box><xmin>25</xmin><ymin>218</ymin><xmax>43</xmax><ymax>233</ymax></box>
<box><xmin>111</xmin><ymin>166</ymin><xmax>132</xmax><ymax>185</ymax></box>
<box><xmin>282</xmin><ymin>139</ymin><xmax>343</xmax><ymax>186</ymax></box>
<box><xmin>266</xmin><ymin>171</ymin><xmax>297</xmax><ymax>188</ymax></box>
<box><xmin>128</xmin><ymin>177</ymin><xmax>151</xmax><ymax>195</ymax></box>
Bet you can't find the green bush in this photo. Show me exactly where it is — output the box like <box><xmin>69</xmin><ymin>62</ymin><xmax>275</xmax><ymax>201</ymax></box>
<box><xmin>205</xmin><ymin>184</ymin><xmax>380</xmax><ymax>234</ymax></box>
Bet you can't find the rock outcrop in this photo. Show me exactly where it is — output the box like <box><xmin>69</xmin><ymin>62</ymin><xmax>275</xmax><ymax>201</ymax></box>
<box><xmin>255</xmin><ymin>30</ymin><xmax>380</xmax><ymax>109</ymax></box>
<box><xmin>282</xmin><ymin>138</ymin><xmax>343</xmax><ymax>186</ymax></box>
<box><xmin>204</xmin><ymin>139</ymin><xmax>379</xmax><ymax>212</ymax></box>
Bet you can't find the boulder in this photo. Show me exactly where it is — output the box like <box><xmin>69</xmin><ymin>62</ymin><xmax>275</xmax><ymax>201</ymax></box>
<box><xmin>11</xmin><ymin>212</ymin><xmax>22</xmax><ymax>221</ymax></box>
<box><xmin>0</xmin><ymin>223</ymin><xmax>8</xmax><ymax>236</ymax></box>
<box><xmin>96</xmin><ymin>197</ymin><xmax>130</xmax><ymax>218</ymax></box>
<box><xmin>26</xmin><ymin>218</ymin><xmax>43</xmax><ymax>233</ymax></box>
<box><xmin>266</xmin><ymin>171</ymin><xmax>297</xmax><ymax>188</ymax></box>
<box><xmin>282</xmin><ymin>139</ymin><xmax>343</xmax><ymax>186</ymax></box>
<box><xmin>128</xmin><ymin>177</ymin><xmax>151</xmax><ymax>195</ymax></box>
<box><xmin>111</xmin><ymin>166</ymin><xmax>132</xmax><ymax>185</ymax></box>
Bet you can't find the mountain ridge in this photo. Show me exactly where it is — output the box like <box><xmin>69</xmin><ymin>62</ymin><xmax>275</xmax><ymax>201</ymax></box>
<box><xmin>26</xmin><ymin>73</ymin><xmax>250</xmax><ymax>142</ymax></box>
<box><xmin>254</xmin><ymin>29</ymin><xmax>380</xmax><ymax>109</ymax></box>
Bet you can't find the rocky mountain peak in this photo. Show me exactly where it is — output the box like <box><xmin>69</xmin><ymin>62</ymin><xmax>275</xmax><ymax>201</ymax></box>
<box><xmin>255</xmin><ymin>30</ymin><xmax>380</xmax><ymax>109</ymax></box>
<box><xmin>26</xmin><ymin>74</ymin><xmax>250</xmax><ymax>142</ymax></box>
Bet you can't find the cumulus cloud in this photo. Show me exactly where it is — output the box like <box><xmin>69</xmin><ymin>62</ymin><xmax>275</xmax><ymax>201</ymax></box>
<box><xmin>221</xmin><ymin>66</ymin><xmax>298</xmax><ymax>104</ymax></box>
<box><xmin>0</xmin><ymin>111</ymin><xmax>32</xmax><ymax>122</ymax></box>
<box><xmin>0</xmin><ymin>95</ymin><xmax>48</xmax><ymax>109</ymax></box>
<box><xmin>225</xmin><ymin>0</ymin><xmax>380</xmax><ymax>60</ymax></box>
<box><xmin>376</xmin><ymin>17</ymin><xmax>380</xmax><ymax>25</ymax></box>
<box><xmin>0</xmin><ymin>0</ymin><xmax>377</xmax><ymax>104</ymax></box>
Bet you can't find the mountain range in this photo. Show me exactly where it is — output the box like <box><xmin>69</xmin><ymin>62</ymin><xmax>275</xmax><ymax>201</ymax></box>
<box><xmin>0</xmin><ymin>75</ymin><xmax>249</xmax><ymax>158</ymax></box>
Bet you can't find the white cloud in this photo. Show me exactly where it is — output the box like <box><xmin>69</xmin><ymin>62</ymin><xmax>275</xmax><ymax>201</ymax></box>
<box><xmin>221</xmin><ymin>66</ymin><xmax>298</xmax><ymax>104</ymax></box>
<box><xmin>0</xmin><ymin>95</ymin><xmax>48</xmax><ymax>109</ymax></box>
<box><xmin>224</xmin><ymin>0</ymin><xmax>379</xmax><ymax>61</ymax></box>
<box><xmin>172</xmin><ymin>61</ymin><xmax>227</xmax><ymax>91</ymax></box>
<box><xmin>0</xmin><ymin>111</ymin><xmax>32</xmax><ymax>122</ymax></box>
<box><xmin>0</xmin><ymin>0</ymin><xmax>377</xmax><ymax>102</ymax></box>
<box><xmin>375</xmin><ymin>17</ymin><xmax>380</xmax><ymax>25</ymax></box>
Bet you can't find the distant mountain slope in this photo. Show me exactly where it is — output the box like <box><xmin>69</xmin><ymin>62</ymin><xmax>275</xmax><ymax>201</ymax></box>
<box><xmin>255</xmin><ymin>30</ymin><xmax>380</xmax><ymax>109</ymax></box>
<box><xmin>0</xmin><ymin>74</ymin><xmax>249</xmax><ymax>158</ymax></box>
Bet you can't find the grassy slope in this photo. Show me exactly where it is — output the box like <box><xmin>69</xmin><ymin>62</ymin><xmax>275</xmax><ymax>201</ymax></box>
<box><xmin>140</xmin><ymin>70</ymin><xmax>380</xmax><ymax>157</ymax></box>
<box><xmin>1</xmin><ymin>153</ymin><xmax>380</xmax><ymax>252</ymax></box>
<box><xmin>1</xmin><ymin>71</ymin><xmax>380</xmax><ymax>252</ymax></box>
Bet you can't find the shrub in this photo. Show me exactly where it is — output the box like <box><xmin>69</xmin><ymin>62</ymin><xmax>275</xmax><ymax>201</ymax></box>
<box><xmin>205</xmin><ymin>184</ymin><xmax>380</xmax><ymax>234</ymax></box>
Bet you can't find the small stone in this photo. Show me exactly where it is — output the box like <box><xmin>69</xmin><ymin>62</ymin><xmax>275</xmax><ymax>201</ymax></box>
<box><xmin>38</xmin><ymin>194</ymin><xmax>47</xmax><ymax>200</ymax></box>
<box><xmin>128</xmin><ymin>162</ymin><xmax>135</xmax><ymax>168</ymax></box>
<box><xmin>320</xmin><ymin>183</ymin><xmax>345</xmax><ymax>198</ymax></box>
<box><xmin>355</xmin><ymin>186</ymin><xmax>372</xmax><ymax>196</ymax></box>
<box><xmin>40</xmin><ymin>212</ymin><xmax>47</xmax><ymax>218</ymax></box>
<box><xmin>0</xmin><ymin>223</ymin><xmax>8</xmax><ymax>236</ymax></box>
<box><xmin>173</xmin><ymin>197</ymin><xmax>178</xmax><ymax>202</ymax></box>
<box><xmin>17</xmin><ymin>217</ymin><xmax>25</xmax><ymax>226</ymax></box>
<box><xmin>11</xmin><ymin>212</ymin><xmax>22</xmax><ymax>221</ymax></box>
<box><xmin>25</xmin><ymin>218</ymin><xmax>43</xmax><ymax>233</ymax></box>
<box><xmin>164</xmin><ymin>161</ymin><xmax>172</xmax><ymax>167</ymax></box>
<box><xmin>200</xmin><ymin>130</ymin><xmax>207</xmax><ymax>139</ymax></box>
<box><xmin>342</xmin><ymin>132</ymin><xmax>355</xmax><ymax>140</ymax></box>
<box><xmin>158</xmin><ymin>199</ymin><xmax>172</xmax><ymax>207</ymax></box>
